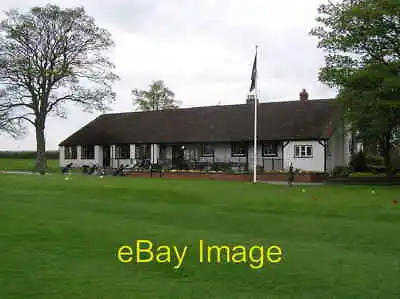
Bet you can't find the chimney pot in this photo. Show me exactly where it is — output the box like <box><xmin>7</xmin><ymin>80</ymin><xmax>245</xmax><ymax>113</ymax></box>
<box><xmin>299</xmin><ymin>89</ymin><xmax>309</xmax><ymax>102</ymax></box>
<box><xmin>246</xmin><ymin>94</ymin><xmax>258</xmax><ymax>105</ymax></box>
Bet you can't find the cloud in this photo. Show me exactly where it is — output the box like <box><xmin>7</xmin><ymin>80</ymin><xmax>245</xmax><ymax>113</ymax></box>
<box><xmin>0</xmin><ymin>0</ymin><xmax>336</xmax><ymax>151</ymax></box>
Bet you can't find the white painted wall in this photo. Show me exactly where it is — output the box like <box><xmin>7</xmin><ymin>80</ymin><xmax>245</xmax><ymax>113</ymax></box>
<box><xmin>94</xmin><ymin>145</ymin><xmax>103</xmax><ymax>165</ymax></box>
<box><xmin>326</xmin><ymin>128</ymin><xmax>343</xmax><ymax>172</ymax></box>
<box><xmin>110</xmin><ymin>144</ymin><xmax>128</xmax><ymax>168</ymax></box>
<box><xmin>59</xmin><ymin>146</ymin><xmax>65</xmax><ymax>167</ymax></box>
<box><xmin>77</xmin><ymin>145</ymin><xmax>99</xmax><ymax>167</ymax></box>
<box><xmin>332</xmin><ymin>128</ymin><xmax>345</xmax><ymax>170</ymax></box>
<box><xmin>161</xmin><ymin>143</ymin><xmax>282</xmax><ymax>171</ymax></box>
<box><xmin>59</xmin><ymin>145</ymin><xmax>104</xmax><ymax>168</ymax></box>
<box><xmin>214</xmin><ymin>144</ymin><xmax>230</xmax><ymax>162</ymax></box>
<box><xmin>326</xmin><ymin>120</ymin><xmax>352</xmax><ymax>172</ymax></box>
<box><xmin>163</xmin><ymin>145</ymin><xmax>172</xmax><ymax>160</ymax></box>
<box><xmin>343</xmin><ymin>123</ymin><xmax>352</xmax><ymax>166</ymax></box>
<box><xmin>284</xmin><ymin>141</ymin><xmax>325</xmax><ymax>172</ymax></box>
<box><xmin>58</xmin><ymin>138</ymin><xmax>349</xmax><ymax>172</ymax></box>
<box><xmin>151</xmin><ymin>144</ymin><xmax>159</xmax><ymax>163</ymax></box>
<box><xmin>77</xmin><ymin>145</ymin><xmax>82</xmax><ymax>161</ymax></box>
<box><xmin>248</xmin><ymin>143</ymin><xmax>283</xmax><ymax>172</ymax></box>
<box><xmin>110</xmin><ymin>144</ymin><xmax>140</xmax><ymax>168</ymax></box>
<box><xmin>112</xmin><ymin>159</ymin><xmax>131</xmax><ymax>168</ymax></box>
<box><xmin>130</xmin><ymin>144</ymin><xmax>135</xmax><ymax>164</ymax></box>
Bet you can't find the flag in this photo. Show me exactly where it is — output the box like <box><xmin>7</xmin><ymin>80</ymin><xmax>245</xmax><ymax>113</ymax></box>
<box><xmin>249</xmin><ymin>48</ymin><xmax>257</xmax><ymax>92</ymax></box>
<box><xmin>250</xmin><ymin>46</ymin><xmax>258</xmax><ymax>184</ymax></box>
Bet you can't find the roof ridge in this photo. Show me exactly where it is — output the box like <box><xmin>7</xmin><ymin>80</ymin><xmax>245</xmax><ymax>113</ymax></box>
<box><xmin>100</xmin><ymin>98</ymin><xmax>336</xmax><ymax>117</ymax></box>
<box><xmin>59</xmin><ymin>97</ymin><xmax>340</xmax><ymax>146</ymax></box>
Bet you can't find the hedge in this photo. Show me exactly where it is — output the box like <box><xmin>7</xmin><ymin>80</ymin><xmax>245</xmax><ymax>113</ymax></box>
<box><xmin>0</xmin><ymin>151</ymin><xmax>59</xmax><ymax>159</ymax></box>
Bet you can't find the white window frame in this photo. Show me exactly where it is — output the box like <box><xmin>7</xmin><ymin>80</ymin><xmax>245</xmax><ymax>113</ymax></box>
<box><xmin>200</xmin><ymin>144</ymin><xmax>214</xmax><ymax>157</ymax></box>
<box><xmin>115</xmin><ymin>144</ymin><xmax>130</xmax><ymax>159</ymax></box>
<box><xmin>231</xmin><ymin>142</ymin><xmax>246</xmax><ymax>157</ymax></box>
<box><xmin>294</xmin><ymin>144</ymin><xmax>313</xmax><ymax>158</ymax></box>
<box><xmin>64</xmin><ymin>146</ymin><xmax>77</xmax><ymax>160</ymax></box>
<box><xmin>263</xmin><ymin>142</ymin><xmax>278</xmax><ymax>157</ymax></box>
<box><xmin>81</xmin><ymin>145</ymin><xmax>95</xmax><ymax>160</ymax></box>
<box><xmin>135</xmin><ymin>144</ymin><xmax>151</xmax><ymax>160</ymax></box>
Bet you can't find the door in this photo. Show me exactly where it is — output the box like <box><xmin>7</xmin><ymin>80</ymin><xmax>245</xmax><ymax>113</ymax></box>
<box><xmin>103</xmin><ymin>145</ymin><xmax>111</xmax><ymax>167</ymax></box>
<box><xmin>172</xmin><ymin>145</ymin><xmax>185</xmax><ymax>169</ymax></box>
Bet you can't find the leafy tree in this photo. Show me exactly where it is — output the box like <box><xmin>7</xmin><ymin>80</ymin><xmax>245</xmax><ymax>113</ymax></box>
<box><xmin>132</xmin><ymin>80</ymin><xmax>180</xmax><ymax>111</ymax></box>
<box><xmin>0</xmin><ymin>4</ymin><xmax>118</xmax><ymax>174</ymax></box>
<box><xmin>310</xmin><ymin>0</ymin><xmax>400</xmax><ymax>92</ymax></box>
<box><xmin>339</xmin><ymin>70</ymin><xmax>400</xmax><ymax>170</ymax></box>
<box><xmin>310</xmin><ymin>0</ymin><xmax>400</xmax><ymax>174</ymax></box>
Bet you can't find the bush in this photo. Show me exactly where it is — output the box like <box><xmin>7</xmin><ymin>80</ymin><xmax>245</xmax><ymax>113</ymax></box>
<box><xmin>349</xmin><ymin>172</ymin><xmax>400</xmax><ymax>177</ymax></box>
<box><xmin>0</xmin><ymin>151</ymin><xmax>59</xmax><ymax>159</ymax></box>
<box><xmin>211</xmin><ymin>162</ymin><xmax>231</xmax><ymax>172</ymax></box>
<box><xmin>366</xmin><ymin>155</ymin><xmax>384</xmax><ymax>166</ymax></box>
<box><xmin>349</xmin><ymin>172</ymin><xmax>384</xmax><ymax>177</ymax></box>
<box><xmin>391</xmin><ymin>154</ymin><xmax>400</xmax><ymax>170</ymax></box>
<box><xmin>350</xmin><ymin>151</ymin><xmax>367</xmax><ymax>172</ymax></box>
<box><xmin>332</xmin><ymin>166</ymin><xmax>352</xmax><ymax>177</ymax></box>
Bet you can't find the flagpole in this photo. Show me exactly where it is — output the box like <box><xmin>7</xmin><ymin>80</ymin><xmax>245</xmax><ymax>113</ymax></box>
<box><xmin>253</xmin><ymin>45</ymin><xmax>258</xmax><ymax>183</ymax></box>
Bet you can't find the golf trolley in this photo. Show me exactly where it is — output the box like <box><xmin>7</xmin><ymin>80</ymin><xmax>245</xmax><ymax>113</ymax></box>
<box><xmin>82</xmin><ymin>164</ymin><xmax>105</xmax><ymax>176</ymax></box>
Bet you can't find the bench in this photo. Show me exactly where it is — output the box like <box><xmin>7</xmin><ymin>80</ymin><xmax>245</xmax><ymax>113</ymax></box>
<box><xmin>150</xmin><ymin>164</ymin><xmax>163</xmax><ymax>178</ymax></box>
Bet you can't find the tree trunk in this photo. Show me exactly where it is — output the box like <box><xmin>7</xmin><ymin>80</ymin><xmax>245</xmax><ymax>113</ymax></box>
<box><xmin>381</xmin><ymin>136</ymin><xmax>392</xmax><ymax>177</ymax></box>
<box><xmin>383</xmin><ymin>151</ymin><xmax>391</xmax><ymax>177</ymax></box>
<box><xmin>350</xmin><ymin>130</ymin><xmax>355</xmax><ymax>155</ymax></box>
<box><xmin>35</xmin><ymin>124</ymin><xmax>47</xmax><ymax>175</ymax></box>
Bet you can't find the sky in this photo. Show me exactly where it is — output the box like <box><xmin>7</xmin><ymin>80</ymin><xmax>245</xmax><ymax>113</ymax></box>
<box><xmin>0</xmin><ymin>0</ymin><xmax>337</xmax><ymax>150</ymax></box>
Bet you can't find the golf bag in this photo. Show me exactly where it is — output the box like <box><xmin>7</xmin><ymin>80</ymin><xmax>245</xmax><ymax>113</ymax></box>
<box><xmin>62</xmin><ymin>163</ymin><xmax>73</xmax><ymax>174</ymax></box>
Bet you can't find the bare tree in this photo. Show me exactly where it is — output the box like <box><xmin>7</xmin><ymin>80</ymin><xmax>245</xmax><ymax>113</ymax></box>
<box><xmin>0</xmin><ymin>4</ymin><xmax>119</xmax><ymax>174</ymax></box>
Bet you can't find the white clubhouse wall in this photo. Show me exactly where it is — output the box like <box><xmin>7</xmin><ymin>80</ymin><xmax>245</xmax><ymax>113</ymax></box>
<box><xmin>59</xmin><ymin>145</ymin><xmax>102</xmax><ymax>167</ymax></box>
<box><xmin>247</xmin><ymin>143</ymin><xmax>283</xmax><ymax>171</ymax></box>
<box><xmin>284</xmin><ymin>141</ymin><xmax>325</xmax><ymax>172</ymax></box>
<box><xmin>59</xmin><ymin>136</ymin><xmax>350</xmax><ymax>172</ymax></box>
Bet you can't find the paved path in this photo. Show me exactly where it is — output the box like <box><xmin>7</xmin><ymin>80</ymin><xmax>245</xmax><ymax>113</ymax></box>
<box><xmin>257</xmin><ymin>180</ymin><xmax>326</xmax><ymax>186</ymax></box>
<box><xmin>0</xmin><ymin>170</ymin><xmax>52</xmax><ymax>175</ymax></box>
<box><xmin>0</xmin><ymin>171</ymin><xmax>326</xmax><ymax>185</ymax></box>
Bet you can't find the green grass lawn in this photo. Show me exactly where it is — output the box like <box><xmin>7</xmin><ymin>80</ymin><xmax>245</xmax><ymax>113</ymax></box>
<box><xmin>0</xmin><ymin>158</ymin><xmax>59</xmax><ymax>172</ymax></box>
<box><xmin>1</xmin><ymin>174</ymin><xmax>400</xmax><ymax>298</ymax></box>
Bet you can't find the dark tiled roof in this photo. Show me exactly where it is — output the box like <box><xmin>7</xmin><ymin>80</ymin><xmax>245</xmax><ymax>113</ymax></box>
<box><xmin>59</xmin><ymin>99</ymin><xmax>342</xmax><ymax>146</ymax></box>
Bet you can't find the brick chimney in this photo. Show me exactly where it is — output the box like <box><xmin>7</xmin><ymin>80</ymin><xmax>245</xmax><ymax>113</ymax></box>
<box><xmin>246</xmin><ymin>94</ymin><xmax>258</xmax><ymax>105</ymax></box>
<box><xmin>299</xmin><ymin>89</ymin><xmax>309</xmax><ymax>102</ymax></box>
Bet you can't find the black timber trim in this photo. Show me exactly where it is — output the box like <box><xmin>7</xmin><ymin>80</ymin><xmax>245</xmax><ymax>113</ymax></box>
<box><xmin>318</xmin><ymin>139</ymin><xmax>328</xmax><ymax>173</ymax></box>
<box><xmin>281</xmin><ymin>141</ymin><xmax>290</xmax><ymax>169</ymax></box>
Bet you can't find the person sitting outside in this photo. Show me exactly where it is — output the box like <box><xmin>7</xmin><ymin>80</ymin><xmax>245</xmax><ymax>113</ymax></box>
<box><xmin>62</xmin><ymin>163</ymin><xmax>73</xmax><ymax>174</ymax></box>
<box><xmin>113</xmin><ymin>164</ymin><xmax>125</xmax><ymax>176</ymax></box>
<box><xmin>88</xmin><ymin>164</ymin><xmax>97</xmax><ymax>175</ymax></box>
<box><xmin>82</xmin><ymin>165</ymin><xmax>90</xmax><ymax>174</ymax></box>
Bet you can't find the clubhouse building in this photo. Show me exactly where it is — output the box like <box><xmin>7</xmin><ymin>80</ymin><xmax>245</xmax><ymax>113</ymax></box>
<box><xmin>58</xmin><ymin>90</ymin><xmax>351</xmax><ymax>173</ymax></box>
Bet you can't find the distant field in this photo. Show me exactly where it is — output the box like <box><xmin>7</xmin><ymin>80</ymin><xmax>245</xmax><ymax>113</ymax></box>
<box><xmin>1</xmin><ymin>174</ymin><xmax>400</xmax><ymax>298</ymax></box>
<box><xmin>0</xmin><ymin>158</ymin><xmax>59</xmax><ymax>172</ymax></box>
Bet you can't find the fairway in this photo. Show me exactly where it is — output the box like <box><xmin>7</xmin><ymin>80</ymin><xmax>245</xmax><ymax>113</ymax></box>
<box><xmin>0</xmin><ymin>159</ymin><xmax>59</xmax><ymax>172</ymax></box>
<box><xmin>1</xmin><ymin>174</ymin><xmax>400</xmax><ymax>298</ymax></box>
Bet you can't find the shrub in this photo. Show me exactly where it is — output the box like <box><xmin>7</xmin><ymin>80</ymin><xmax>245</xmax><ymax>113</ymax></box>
<box><xmin>391</xmin><ymin>154</ymin><xmax>400</xmax><ymax>170</ymax></box>
<box><xmin>349</xmin><ymin>172</ymin><xmax>384</xmax><ymax>177</ymax></box>
<box><xmin>0</xmin><ymin>150</ymin><xmax>59</xmax><ymax>159</ymax></box>
<box><xmin>211</xmin><ymin>162</ymin><xmax>231</xmax><ymax>172</ymax></box>
<box><xmin>349</xmin><ymin>172</ymin><xmax>400</xmax><ymax>177</ymax></box>
<box><xmin>332</xmin><ymin>166</ymin><xmax>352</xmax><ymax>177</ymax></box>
<box><xmin>366</xmin><ymin>155</ymin><xmax>384</xmax><ymax>166</ymax></box>
<box><xmin>350</xmin><ymin>151</ymin><xmax>367</xmax><ymax>172</ymax></box>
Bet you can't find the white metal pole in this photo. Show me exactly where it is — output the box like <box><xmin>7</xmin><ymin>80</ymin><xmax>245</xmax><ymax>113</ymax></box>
<box><xmin>253</xmin><ymin>94</ymin><xmax>257</xmax><ymax>183</ymax></box>
<box><xmin>253</xmin><ymin>45</ymin><xmax>258</xmax><ymax>183</ymax></box>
